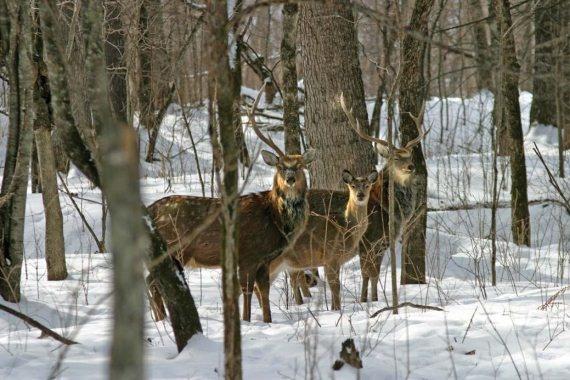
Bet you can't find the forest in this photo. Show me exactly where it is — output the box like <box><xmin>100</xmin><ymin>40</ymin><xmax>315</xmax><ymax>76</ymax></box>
<box><xmin>0</xmin><ymin>0</ymin><xmax>569</xmax><ymax>379</ymax></box>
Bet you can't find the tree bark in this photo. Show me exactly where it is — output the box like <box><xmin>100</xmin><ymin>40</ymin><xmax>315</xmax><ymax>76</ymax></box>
<box><xmin>399</xmin><ymin>0</ymin><xmax>434</xmax><ymax>285</ymax></box>
<box><xmin>529</xmin><ymin>1</ymin><xmax>557</xmax><ymax>127</ymax></box>
<box><xmin>208</xmin><ymin>1</ymin><xmax>242</xmax><ymax>378</ymax></box>
<box><xmin>281</xmin><ymin>3</ymin><xmax>301</xmax><ymax>155</ymax></box>
<box><xmin>493</xmin><ymin>0</ymin><xmax>531</xmax><ymax>246</ymax></box>
<box><xmin>299</xmin><ymin>1</ymin><xmax>376</xmax><ymax>191</ymax></box>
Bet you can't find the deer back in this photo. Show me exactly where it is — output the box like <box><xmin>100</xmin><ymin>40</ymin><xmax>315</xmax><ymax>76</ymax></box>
<box><xmin>149</xmin><ymin>192</ymin><xmax>288</xmax><ymax>272</ymax></box>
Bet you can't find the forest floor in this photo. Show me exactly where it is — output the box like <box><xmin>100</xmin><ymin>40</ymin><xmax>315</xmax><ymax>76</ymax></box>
<box><xmin>0</xmin><ymin>91</ymin><xmax>569</xmax><ymax>379</ymax></box>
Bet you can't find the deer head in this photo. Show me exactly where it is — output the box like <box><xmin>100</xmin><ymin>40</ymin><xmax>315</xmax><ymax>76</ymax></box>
<box><xmin>248</xmin><ymin>85</ymin><xmax>315</xmax><ymax>196</ymax></box>
<box><xmin>342</xmin><ymin>170</ymin><xmax>378</xmax><ymax>206</ymax></box>
<box><xmin>339</xmin><ymin>93</ymin><xmax>429</xmax><ymax>186</ymax></box>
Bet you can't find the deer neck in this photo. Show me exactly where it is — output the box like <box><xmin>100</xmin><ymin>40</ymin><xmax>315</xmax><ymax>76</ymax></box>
<box><xmin>376</xmin><ymin>166</ymin><xmax>414</xmax><ymax>221</ymax></box>
<box><xmin>344</xmin><ymin>196</ymin><xmax>368</xmax><ymax>236</ymax></box>
<box><xmin>270</xmin><ymin>174</ymin><xmax>308</xmax><ymax>237</ymax></box>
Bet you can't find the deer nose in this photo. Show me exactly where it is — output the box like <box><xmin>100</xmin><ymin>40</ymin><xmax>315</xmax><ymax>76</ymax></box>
<box><xmin>408</xmin><ymin>164</ymin><xmax>415</xmax><ymax>172</ymax></box>
<box><xmin>357</xmin><ymin>192</ymin><xmax>365</xmax><ymax>200</ymax></box>
<box><xmin>287</xmin><ymin>177</ymin><xmax>296</xmax><ymax>185</ymax></box>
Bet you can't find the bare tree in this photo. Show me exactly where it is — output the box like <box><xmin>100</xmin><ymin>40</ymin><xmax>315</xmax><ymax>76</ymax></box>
<box><xmin>38</xmin><ymin>0</ymin><xmax>202</xmax><ymax>353</ymax></box>
<box><xmin>398</xmin><ymin>0</ymin><xmax>434</xmax><ymax>284</ymax></box>
<box><xmin>299</xmin><ymin>0</ymin><xmax>376</xmax><ymax>191</ymax></box>
<box><xmin>208</xmin><ymin>0</ymin><xmax>242</xmax><ymax>378</ymax></box>
<box><xmin>493</xmin><ymin>0</ymin><xmax>531</xmax><ymax>246</ymax></box>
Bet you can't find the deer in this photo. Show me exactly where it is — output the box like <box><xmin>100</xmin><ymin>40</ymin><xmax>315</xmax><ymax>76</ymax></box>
<box><xmin>285</xmin><ymin>94</ymin><xmax>428</xmax><ymax>305</ymax></box>
<box><xmin>147</xmin><ymin>89</ymin><xmax>315</xmax><ymax>323</ymax></box>
<box><xmin>268</xmin><ymin>169</ymin><xmax>378</xmax><ymax>310</ymax></box>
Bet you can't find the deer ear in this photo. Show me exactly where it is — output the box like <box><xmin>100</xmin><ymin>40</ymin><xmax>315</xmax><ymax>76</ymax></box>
<box><xmin>367</xmin><ymin>170</ymin><xmax>378</xmax><ymax>183</ymax></box>
<box><xmin>261</xmin><ymin>150</ymin><xmax>279</xmax><ymax>166</ymax></box>
<box><xmin>375</xmin><ymin>144</ymin><xmax>389</xmax><ymax>158</ymax></box>
<box><xmin>302</xmin><ymin>149</ymin><xmax>316</xmax><ymax>165</ymax></box>
<box><xmin>342</xmin><ymin>170</ymin><xmax>354</xmax><ymax>184</ymax></box>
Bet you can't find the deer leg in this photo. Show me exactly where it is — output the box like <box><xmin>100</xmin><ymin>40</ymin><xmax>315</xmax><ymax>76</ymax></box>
<box><xmin>325</xmin><ymin>264</ymin><xmax>341</xmax><ymax>311</ymax></box>
<box><xmin>147</xmin><ymin>274</ymin><xmax>166</xmax><ymax>321</ymax></box>
<box><xmin>290</xmin><ymin>270</ymin><xmax>304</xmax><ymax>305</ymax></box>
<box><xmin>360</xmin><ymin>275</ymin><xmax>369</xmax><ymax>303</ymax></box>
<box><xmin>371</xmin><ymin>249</ymin><xmax>386</xmax><ymax>302</ymax></box>
<box><xmin>300</xmin><ymin>271</ymin><xmax>313</xmax><ymax>298</ymax></box>
<box><xmin>309</xmin><ymin>268</ymin><xmax>320</xmax><ymax>288</ymax></box>
<box><xmin>241</xmin><ymin>275</ymin><xmax>254</xmax><ymax>322</ymax></box>
<box><xmin>255</xmin><ymin>265</ymin><xmax>272</xmax><ymax>323</ymax></box>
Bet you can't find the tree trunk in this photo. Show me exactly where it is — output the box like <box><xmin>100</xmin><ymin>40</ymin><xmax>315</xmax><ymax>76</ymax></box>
<box><xmin>469</xmin><ymin>0</ymin><xmax>493</xmax><ymax>91</ymax></box>
<box><xmin>139</xmin><ymin>0</ymin><xmax>170</xmax><ymax>163</ymax></box>
<box><xmin>230</xmin><ymin>0</ymin><xmax>251</xmax><ymax>168</ymax></box>
<box><xmin>31</xmin><ymin>6</ymin><xmax>67</xmax><ymax>281</ymax></box>
<box><xmin>208</xmin><ymin>1</ymin><xmax>242</xmax><ymax>378</ymax></box>
<box><xmin>529</xmin><ymin>1</ymin><xmax>557</xmax><ymax>127</ymax></box>
<box><xmin>0</xmin><ymin>1</ymin><xmax>33</xmax><ymax>303</ymax></box>
<box><xmin>487</xmin><ymin>0</ymin><xmax>509</xmax><ymax>156</ymax></box>
<box><xmin>299</xmin><ymin>1</ymin><xmax>376</xmax><ymax>191</ymax></box>
<box><xmin>39</xmin><ymin>0</ymin><xmax>202</xmax><ymax>354</ymax></box>
<box><xmin>494</xmin><ymin>0</ymin><xmax>531</xmax><ymax>246</ymax></box>
<box><xmin>398</xmin><ymin>0</ymin><xmax>434</xmax><ymax>285</ymax></box>
<box><xmin>35</xmin><ymin>129</ymin><xmax>67</xmax><ymax>280</ymax></box>
<box><xmin>82</xmin><ymin>4</ymin><xmax>145</xmax><ymax>378</ymax></box>
<box><xmin>30</xmin><ymin>140</ymin><xmax>42</xmax><ymax>193</ymax></box>
<box><xmin>281</xmin><ymin>3</ymin><xmax>302</xmax><ymax>155</ymax></box>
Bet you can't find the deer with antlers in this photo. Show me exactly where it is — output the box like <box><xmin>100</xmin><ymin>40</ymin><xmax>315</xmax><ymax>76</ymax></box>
<box><xmin>147</xmin><ymin>89</ymin><xmax>315</xmax><ymax>323</ymax></box>
<box><xmin>286</xmin><ymin>94</ymin><xmax>428</xmax><ymax>305</ymax></box>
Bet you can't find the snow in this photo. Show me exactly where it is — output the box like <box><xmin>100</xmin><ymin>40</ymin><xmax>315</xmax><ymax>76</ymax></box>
<box><xmin>1</xmin><ymin>90</ymin><xmax>570</xmax><ymax>379</ymax></box>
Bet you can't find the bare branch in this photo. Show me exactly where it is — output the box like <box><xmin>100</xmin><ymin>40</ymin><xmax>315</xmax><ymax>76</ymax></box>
<box><xmin>0</xmin><ymin>303</ymin><xmax>78</xmax><ymax>345</ymax></box>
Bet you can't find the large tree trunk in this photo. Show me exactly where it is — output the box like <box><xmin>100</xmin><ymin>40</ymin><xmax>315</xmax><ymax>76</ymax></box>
<box><xmin>529</xmin><ymin>1</ymin><xmax>558</xmax><ymax>128</ymax></box>
<box><xmin>299</xmin><ymin>1</ymin><xmax>376</xmax><ymax>191</ymax></box>
<box><xmin>281</xmin><ymin>3</ymin><xmax>302</xmax><ymax>155</ymax></box>
<box><xmin>208</xmin><ymin>1</ymin><xmax>242</xmax><ymax>378</ymax></box>
<box><xmin>0</xmin><ymin>1</ymin><xmax>33</xmax><ymax>303</ymax></box>
<box><xmin>31</xmin><ymin>6</ymin><xmax>67</xmax><ymax>281</ymax></box>
<box><xmin>398</xmin><ymin>0</ymin><xmax>434</xmax><ymax>285</ymax></box>
<box><xmin>101</xmin><ymin>1</ymin><xmax>146</xmax><ymax>378</ymax></box>
<box><xmin>39</xmin><ymin>0</ymin><xmax>202</xmax><ymax>354</ymax></box>
<box><xmin>494</xmin><ymin>0</ymin><xmax>531</xmax><ymax>246</ymax></box>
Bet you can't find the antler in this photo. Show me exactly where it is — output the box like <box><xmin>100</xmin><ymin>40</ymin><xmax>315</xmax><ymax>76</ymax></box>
<box><xmin>339</xmin><ymin>93</ymin><xmax>389</xmax><ymax>147</ymax></box>
<box><xmin>403</xmin><ymin>101</ymin><xmax>430</xmax><ymax>149</ymax></box>
<box><xmin>246</xmin><ymin>83</ymin><xmax>285</xmax><ymax>157</ymax></box>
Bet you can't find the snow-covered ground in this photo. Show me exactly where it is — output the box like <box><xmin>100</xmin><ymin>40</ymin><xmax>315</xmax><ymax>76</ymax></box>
<box><xmin>0</xmin><ymin>91</ymin><xmax>569</xmax><ymax>379</ymax></box>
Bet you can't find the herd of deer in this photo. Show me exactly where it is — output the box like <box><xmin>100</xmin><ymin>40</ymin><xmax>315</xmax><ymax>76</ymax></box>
<box><xmin>148</xmin><ymin>92</ymin><xmax>427</xmax><ymax>323</ymax></box>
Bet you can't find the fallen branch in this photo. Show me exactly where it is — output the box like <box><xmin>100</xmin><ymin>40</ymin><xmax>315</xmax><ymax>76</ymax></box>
<box><xmin>370</xmin><ymin>302</ymin><xmax>444</xmax><ymax>318</ymax></box>
<box><xmin>428</xmin><ymin>198</ymin><xmax>568</xmax><ymax>213</ymax></box>
<box><xmin>0</xmin><ymin>303</ymin><xmax>78</xmax><ymax>345</ymax></box>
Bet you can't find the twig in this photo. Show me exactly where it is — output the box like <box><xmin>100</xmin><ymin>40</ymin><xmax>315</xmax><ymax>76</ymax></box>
<box><xmin>533</xmin><ymin>143</ymin><xmax>570</xmax><ymax>213</ymax></box>
<box><xmin>370</xmin><ymin>302</ymin><xmax>444</xmax><ymax>318</ymax></box>
<box><xmin>462</xmin><ymin>307</ymin><xmax>478</xmax><ymax>344</ymax></box>
<box><xmin>0</xmin><ymin>303</ymin><xmax>78</xmax><ymax>345</ymax></box>
<box><xmin>58</xmin><ymin>173</ymin><xmax>106</xmax><ymax>253</ymax></box>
